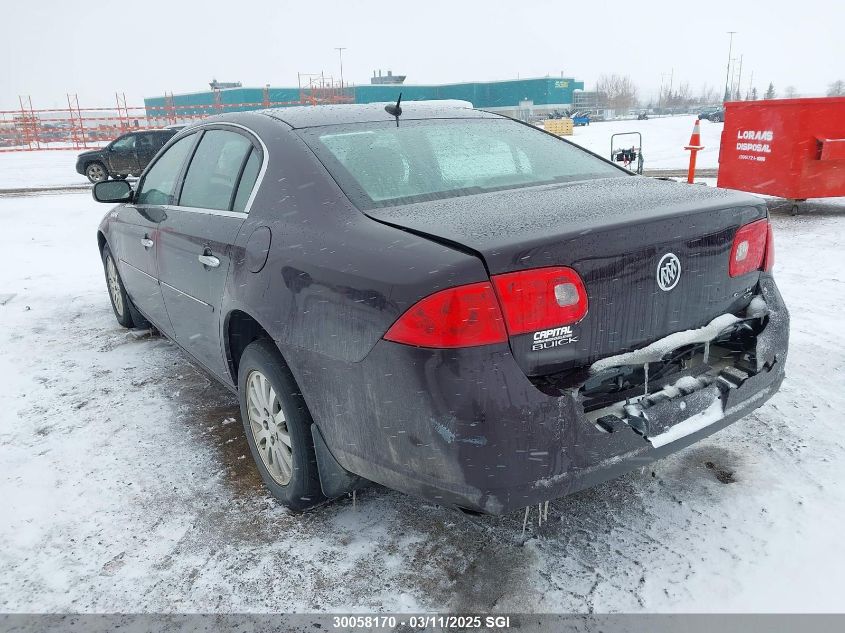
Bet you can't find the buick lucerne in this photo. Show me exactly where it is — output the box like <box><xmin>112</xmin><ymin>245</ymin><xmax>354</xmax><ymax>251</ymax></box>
<box><xmin>93</xmin><ymin>103</ymin><xmax>788</xmax><ymax>513</ymax></box>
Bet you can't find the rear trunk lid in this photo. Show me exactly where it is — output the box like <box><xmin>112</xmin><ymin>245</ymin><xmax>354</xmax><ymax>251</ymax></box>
<box><xmin>366</xmin><ymin>177</ymin><xmax>767</xmax><ymax>376</ymax></box>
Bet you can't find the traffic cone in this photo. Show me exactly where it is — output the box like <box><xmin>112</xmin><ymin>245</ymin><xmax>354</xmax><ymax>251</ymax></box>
<box><xmin>685</xmin><ymin>118</ymin><xmax>705</xmax><ymax>183</ymax></box>
<box><xmin>685</xmin><ymin>118</ymin><xmax>704</xmax><ymax>150</ymax></box>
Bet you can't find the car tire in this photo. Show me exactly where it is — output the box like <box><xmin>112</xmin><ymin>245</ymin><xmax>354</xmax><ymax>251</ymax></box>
<box><xmin>101</xmin><ymin>244</ymin><xmax>150</xmax><ymax>329</ymax></box>
<box><xmin>114</xmin><ymin>174</ymin><xmax>128</xmax><ymax>180</ymax></box>
<box><xmin>85</xmin><ymin>162</ymin><xmax>108</xmax><ymax>183</ymax></box>
<box><xmin>237</xmin><ymin>339</ymin><xmax>325</xmax><ymax>512</ymax></box>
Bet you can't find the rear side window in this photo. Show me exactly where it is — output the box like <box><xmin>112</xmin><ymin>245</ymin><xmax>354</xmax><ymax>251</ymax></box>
<box><xmin>137</xmin><ymin>134</ymin><xmax>156</xmax><ymax>150</ymax></box>
<box><xmin>136</xmin><ymin>134</ymin><xmax>196</xmax><ymax>205</ymax></box>
<box><xmin>232</xmin><ymin>149</ymin><xmax>261</xmax><ymax>212</ymax></box>
<box><xmin>179</xmin><ymin>130</ymin><xmax>253</xmax><ymax>211</ymax></box>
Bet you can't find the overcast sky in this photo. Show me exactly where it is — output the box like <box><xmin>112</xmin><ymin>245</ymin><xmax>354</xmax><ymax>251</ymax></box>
<box><xmin>1</xmin><ymin>0</ymin><xmax>841</xmax><ymax>110</ymax></box>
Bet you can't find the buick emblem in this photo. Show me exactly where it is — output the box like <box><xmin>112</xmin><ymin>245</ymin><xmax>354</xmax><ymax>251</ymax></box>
<box><xmin>657</xmin><ymin>253</ymin><xmax>681</xmax><ymax>291</ymax></box>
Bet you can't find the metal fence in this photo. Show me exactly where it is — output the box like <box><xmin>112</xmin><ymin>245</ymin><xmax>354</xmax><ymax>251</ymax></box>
<box><xmin>1</xmin><ymin>87</ymin><xmax>351</xmax><ymax>152</ymax></box>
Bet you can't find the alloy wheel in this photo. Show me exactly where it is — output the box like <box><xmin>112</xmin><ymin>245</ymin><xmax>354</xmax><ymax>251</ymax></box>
<box><xmin>246</xmin><ymin>370</ymin><xmax>293</xmax><ymax>485</ymax></box>
<box><xmin>87</xmin><ymin>164</ymin><xmax>106</xmax><ymax>182</ymax></box>
<box><xmin>105</xmin><ymin>255</ymin><xmax>124</xmax><ymax>317</ymax></box>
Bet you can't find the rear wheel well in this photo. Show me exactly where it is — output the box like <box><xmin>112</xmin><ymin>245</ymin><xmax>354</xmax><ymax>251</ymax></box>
<box><xmin>226</xmin><ymin>310</ymin><xmax>272</xmax><ymax>385</ymax></box>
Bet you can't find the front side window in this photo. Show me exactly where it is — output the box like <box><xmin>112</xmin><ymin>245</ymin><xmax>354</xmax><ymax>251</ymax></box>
<box><xmin>300</xmin><ymin>118</ymin><xmax>624</xmax><ymax>209</ymax></box>
<box><xmin>179</xmin><ymin>129</ymin><xmax>254</xmax><ymax>211</ymax></box>
<box><xmin>111</xmin><ymin>134</ymin><xmax>136</xmax><ymax>151</ymax></box>
<box><xmin>135</xmin><ymin>134</ymin><xmax>196</xmax><ymax>206</ymax></box>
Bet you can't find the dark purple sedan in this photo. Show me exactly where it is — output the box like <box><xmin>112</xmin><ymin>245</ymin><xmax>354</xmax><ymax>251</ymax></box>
<box><xmin>92</xmin><ymin>102</ymin><xmax>788</xmax><ymax>514</ymax></box>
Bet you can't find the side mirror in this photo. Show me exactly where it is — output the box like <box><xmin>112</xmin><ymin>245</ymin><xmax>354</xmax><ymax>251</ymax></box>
<box><xmin>93</xmin><ymin>179</ymin><xmax>133</xmax><ymax>203</ymax></box>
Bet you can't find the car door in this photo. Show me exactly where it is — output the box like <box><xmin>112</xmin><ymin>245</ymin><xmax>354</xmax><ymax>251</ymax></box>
<box><xmin>157</xmin><ymin>126</ymin><xmax>263</xmax><ymax>381</ymax></box>
<box><xmin>113</xmin><ymin>132</ymin><xmax>199</xmax><ymax>337</ymax></box>
<box><xmin>107</xmin><ymin>134</ymin><xmax>139</xmax><ymax>175</ymax></box>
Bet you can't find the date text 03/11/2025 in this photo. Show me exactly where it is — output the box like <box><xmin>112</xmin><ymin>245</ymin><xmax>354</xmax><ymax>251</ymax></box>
<box><xmin>331</xmin><ymin>615</ymin><xmax>512</xmax><ymax>629</ymax></box>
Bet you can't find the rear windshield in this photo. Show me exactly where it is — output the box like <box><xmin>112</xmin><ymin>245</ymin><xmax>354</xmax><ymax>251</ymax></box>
<box><xmin>299</xmin><ymin>118</ymin><xmax>625</xmax><ymax>209</ymax></box>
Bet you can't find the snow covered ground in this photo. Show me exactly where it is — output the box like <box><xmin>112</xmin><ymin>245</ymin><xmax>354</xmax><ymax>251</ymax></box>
<box><xmin>0</xmin><ymin>115</ymin><xmax>718</xmax><ymax>191</ymax></box>
<box><xmin>0</xmin><ymin>188</ymin><xmax>843</xmax><ymax>614</ymax></box>
<box><xmin>565</xmin><ymin>114</ymin><xmax>723</xmax><ymax>170</ymax></box>
<box><xmin>0</xmin><ymin>150</ymin><xmax>86</xmax><ymax>189</ymax></box>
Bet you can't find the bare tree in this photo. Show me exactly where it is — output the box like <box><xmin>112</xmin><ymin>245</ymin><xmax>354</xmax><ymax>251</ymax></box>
<box><xmin>595</xmin><ymin>74</ymin><xmax>639</xmax><ymax>111</ymax></box>
<box><xmin>784</xmin><ymin>85</ymin><xmax>798</xmax><ymax>98</ymax></box>
<box><xmin>698</xmin><ymin>84</ymin><xmax>718</xmax><ymax>105</ymax></box>
<box><xmin>658</xmin><ymin>81</ymin><xmax>698</xmax><ymax>110</ymax></box>
<box><xmin>828</xmin><ymin>80</ymin><xmax>845</xmax><ymax>96</ymax></box>
<box><xmin>675</xmin><ymin>81</ymin><xmax>693</xmax><ymax>105</ymax></box>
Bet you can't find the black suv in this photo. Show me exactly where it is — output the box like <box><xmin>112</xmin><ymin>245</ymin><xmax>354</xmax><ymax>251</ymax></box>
<box><xmin>76</xmin><ymin>129</ymin><xmax>177</xmax><ymax>183</ymax></box>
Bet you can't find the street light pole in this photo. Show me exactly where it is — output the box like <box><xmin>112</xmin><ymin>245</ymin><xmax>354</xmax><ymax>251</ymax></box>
<box><xmin>335</xmin><ymin>47</ymin><xmax>347</xmax><ymax>89</ymax></box>
<box><xmin>729</xmin><ymin>57</ymin><xmax>737</xmax><ymax>100</ymax></box>
<box><xmin>724</xmin><ymin>31</ymin><xmax>736</xmax><ymax>103</ymax></box>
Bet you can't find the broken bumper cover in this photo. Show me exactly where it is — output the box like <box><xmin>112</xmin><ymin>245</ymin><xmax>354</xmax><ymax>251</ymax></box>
<box><xmin>288</xmin><ymin>276</ymin><xmax>788</xmax><ymax>515</ymax></box>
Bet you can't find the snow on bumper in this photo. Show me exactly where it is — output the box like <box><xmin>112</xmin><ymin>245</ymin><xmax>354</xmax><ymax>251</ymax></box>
<box><xmin>585</xmin><ymin>276</ymin><xmax>789</xmax><ymax>447</ymax></box>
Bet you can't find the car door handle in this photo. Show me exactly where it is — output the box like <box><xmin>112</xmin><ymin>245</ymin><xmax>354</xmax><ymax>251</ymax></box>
<box><xmin>198</xmin><ymin>254</ymin><xmax>220</xmax><ymax>268</ymax></box>
<box><xmin>140</xmin><ymin>237</ymin><xmax>154</xmax><ymax>249</ymax></box>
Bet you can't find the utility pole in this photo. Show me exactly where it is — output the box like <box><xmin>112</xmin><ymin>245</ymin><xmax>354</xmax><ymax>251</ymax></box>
<box><xmin>658</xmin><ymin>75</ymin><xmax>664</xmax><ymax>112</ymax></box>
<box><xmin>335</xmin><ymin>47</ymin><xmax>347</xmax><ymax>88</ymax></box>
<box><xmin>729</xmin><ymin>58</ymin><xmax>738</xmax><ymax>100</ymax></box>
<box><xmin>724</xmin><ymin>31</ymin><xmax>737</xmax><ymax>102</ymax></box>
<box><xmin>661</xmin><ymin>69</ymin><xmax>674</xmax><ymax>113</ymax></box>
<box><xmin>660</xmin><ymin>71</ymin><xmax>672</xmax><ymax>113</ymax></box>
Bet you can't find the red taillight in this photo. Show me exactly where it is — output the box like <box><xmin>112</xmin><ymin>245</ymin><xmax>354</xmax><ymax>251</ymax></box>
<box><xmin>383</xmin><ymin>282</ymin><xmax>508</xmax><ymax>348</ymax></box>
<box><xmin>729</xmin><ymin>219</ymin><xmax>769</xmax><ymax>277</ymax></box>
<box><xmin>491</xmin><ymin>266</ymin><xmax>588</xmax><ymax>335</ymax></box>
<box><xmin>763</xmin><ymin>222</ymin><xmax>775</xmax><ymax>272</ymax></box>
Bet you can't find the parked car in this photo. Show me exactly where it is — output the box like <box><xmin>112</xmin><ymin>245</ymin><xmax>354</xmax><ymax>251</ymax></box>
<box><xmin>699</xmin><ymin>106</ymin><xmax>726</xmax><ymax>122</ymax></box>
<box><xmin>93</xmin><ymin>103</ymin><xmax>788</xmax><ymax>514</ymax></box>
<box><xmin>76</xmin><ymin>129</ymin><xmax>177</xmax><ymax>183</ymax></box>
<box><xmin>698</xmin><ymin>105</ymin><xmax>722</xmax><ymax>119</ymax></box>
<box><xmin>706</xmin><ymin>108</ymin><xmax>725</xmax><ymax>122</ymax></box>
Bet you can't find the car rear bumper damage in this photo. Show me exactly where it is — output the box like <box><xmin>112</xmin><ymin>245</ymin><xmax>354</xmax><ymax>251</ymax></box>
<box><xmin>288</xmin><ymin>276</ymin><xmax>788</xmax><ymax>515</ymax></box>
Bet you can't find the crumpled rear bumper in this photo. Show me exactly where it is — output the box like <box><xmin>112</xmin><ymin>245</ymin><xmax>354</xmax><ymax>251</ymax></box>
<box><xmin>287</xmin><ymin>276</ymin><xmax>789</xmax><ymax>515</ymax></box>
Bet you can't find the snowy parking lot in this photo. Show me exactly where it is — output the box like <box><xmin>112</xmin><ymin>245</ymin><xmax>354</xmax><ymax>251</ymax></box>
<box><xmin>0</xmin><ymin>108</ymin><xmax>845</xmax><ymax>612</ymax></box>
<box><xmin>1</xmin><ymin>161</ymin><xmax>844</xmax><ymax>612</ymax></box>
<box><xmin>0</xmin><ymin>114</ymin><xmax>721</xmax><ymax>191</ymax></box>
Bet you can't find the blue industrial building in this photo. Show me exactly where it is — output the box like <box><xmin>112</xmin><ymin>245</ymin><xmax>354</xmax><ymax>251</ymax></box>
<box><xmin>144</xmin><ymin>76</ymin><xmax>584</xmax><ymax>119</ymax></box>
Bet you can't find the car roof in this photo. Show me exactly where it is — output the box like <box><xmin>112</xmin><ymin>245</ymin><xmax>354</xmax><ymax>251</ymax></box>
<box><xmin>259</xmin><ymin>101</ymin><xmax>500</xmax><ymax>129</ymax></box>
